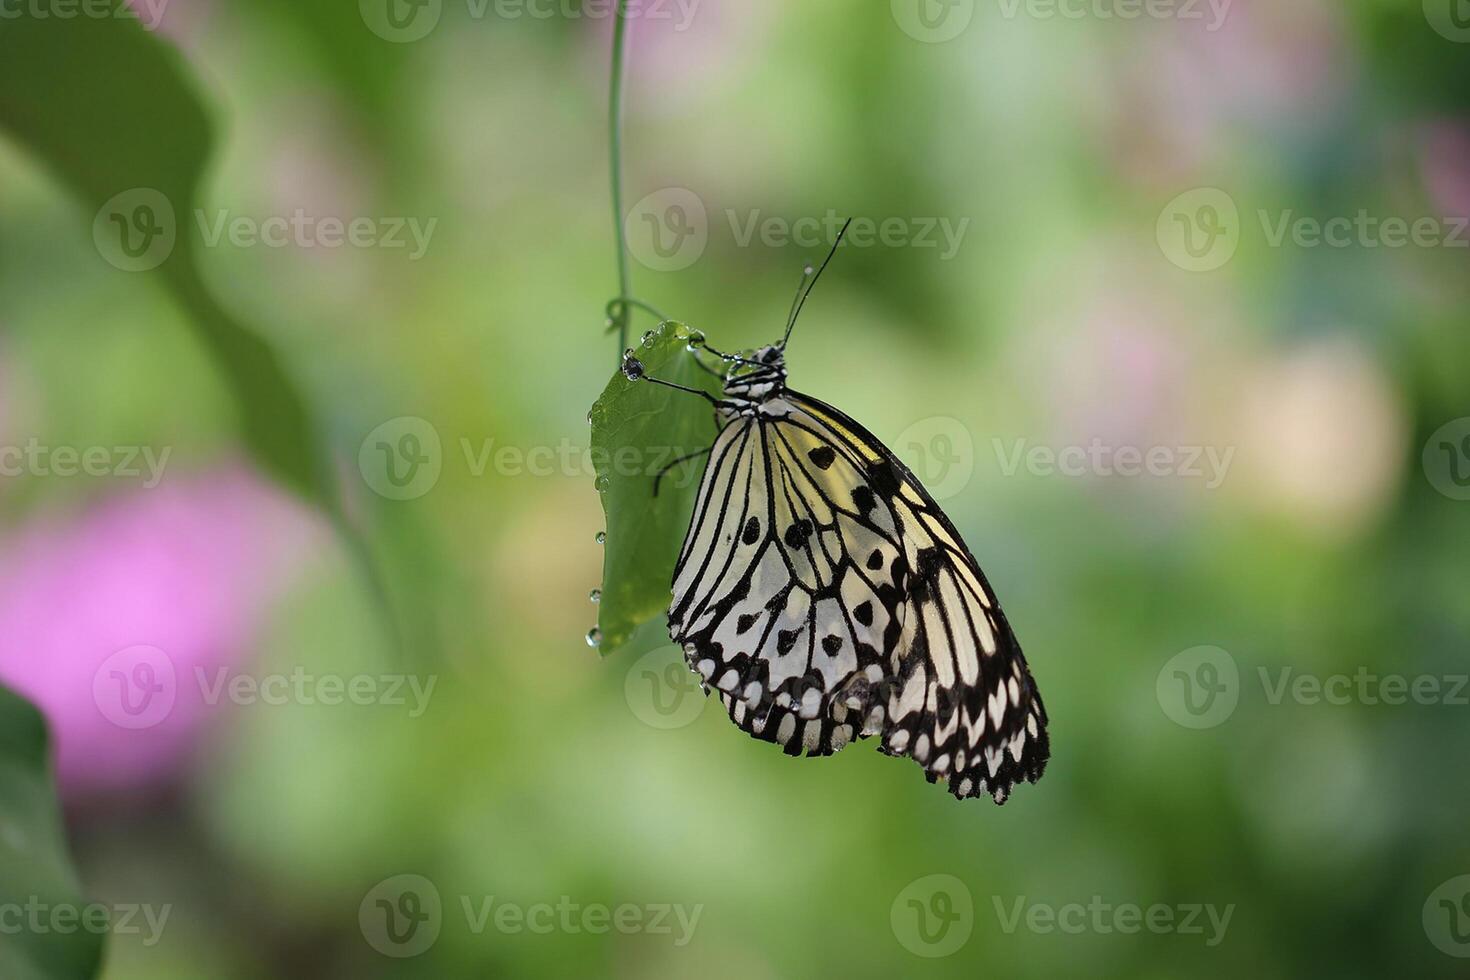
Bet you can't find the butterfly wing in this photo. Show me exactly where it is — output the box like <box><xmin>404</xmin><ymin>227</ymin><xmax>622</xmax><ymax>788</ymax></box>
<box><xmin>669</xmin><ymin>410</ymin><xmax>899</xmax><ymax>757</ymax></box>
<box><xmin>669</xmin><ymin>391</ymin><xmax>1049</xmax><ymax>804</ymax></box>
<box><xmin>785</xmin><ymin>391</ymin><xmax>1050</xmax><ymax>803</ymax></box>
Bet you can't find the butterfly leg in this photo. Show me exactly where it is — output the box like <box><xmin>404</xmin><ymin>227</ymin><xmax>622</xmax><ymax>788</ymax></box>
<box><xmin>622</xmin><ymin>354</ymin><xmax>724</xmax><ymax>407</ymax></box>
<box><xmin>651</xmin><ymin>446</ymin><xmax>712</xmax><ymax>498</ymax></box>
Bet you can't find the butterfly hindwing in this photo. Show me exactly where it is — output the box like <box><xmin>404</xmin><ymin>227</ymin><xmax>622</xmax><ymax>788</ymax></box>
<box><xmin>786</xmin><ymin>392</ymin><xmax>1049</xmax><ymax>803</ymax></box>
<box><xmin>669</xmin><ymin>387</ymin><xmax>1049</xmax><ymax>803</ymax></box>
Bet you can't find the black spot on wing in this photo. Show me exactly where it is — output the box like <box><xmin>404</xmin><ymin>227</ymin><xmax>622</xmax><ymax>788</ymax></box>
<box><xmin>808</xmin><ymin>446</ymin><xmax>836</xmax><ymax>470</ymax></box>
<box><xmin>742</xmin><ymin>517</ymin><xmax>761</xmax><ymax>545</ymax></box>
<box><xmin>783</xmin><ymin>519</ymin><xmax>814</xmax><ymax>548</ymax></box>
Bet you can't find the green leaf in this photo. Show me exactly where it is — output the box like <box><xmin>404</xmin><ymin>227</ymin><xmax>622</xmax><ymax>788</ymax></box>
<box><xmin>590</xmin><ymin>322</ymin><xmax>723</xmax><ymax>655</ymax></box>
<box><xmin>0</xmin><ymin>3</ymin><xmax>330</xmax><ymax>505</ymax></box>
<box><xmin>0</xmin><ymin>686</ymin><xmax>104</xmax><ymax>980</ymax></box>
<box><xmin>0</xmin><ymin>8</ymin><xmax>418</xmax><ymax>662</ymax></box>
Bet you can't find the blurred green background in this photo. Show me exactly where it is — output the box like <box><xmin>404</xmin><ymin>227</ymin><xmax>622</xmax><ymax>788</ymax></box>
<box><xmin>1</xmin><ymin>0</ymin><xmax>1469</xmax><ymax>977</ymax></box>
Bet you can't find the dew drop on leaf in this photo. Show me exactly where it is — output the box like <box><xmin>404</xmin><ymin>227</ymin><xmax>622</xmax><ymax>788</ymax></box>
<box><xmin>595</xmin><ymin>530</ymin><xmax>607</xmax><ymax>545</ymax></box>
<box><xmin>595</xmin><ymin>475</ymin><xmax>611</xmax><ymax>492</ymax></box>
<box><xmin>685</xmin><ymin>329</ymin><xmax>706</xmax><ymax>351</ymax></box>
<box><xmin>641</xmin><ymin>330</ymin><xmax>655</xmax><ymax>346</ymax></box>
<box><xmin>585</xmin><ymin>627</ymin><xmax>602</xmax><ymax>648</ymax></box>
<box><xmin>589</xmin><ymin>589</ymin><xmax>602</xmax><ymax>603</ymax></box>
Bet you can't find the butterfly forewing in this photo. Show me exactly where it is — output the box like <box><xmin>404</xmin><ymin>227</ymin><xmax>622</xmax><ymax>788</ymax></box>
<box><xmin>669</xmin><ymin>385</ymin><xmax>1049</xmax><ymax>804</ymax></box>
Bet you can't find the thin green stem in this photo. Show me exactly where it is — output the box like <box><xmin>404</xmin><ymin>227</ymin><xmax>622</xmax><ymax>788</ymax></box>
<box><xmin>605</xmin><ymin>296</ymin><xmax>670</xmax><ymax>327</ymax></box>
<box><xmin>609</xmin><ymin>0</ymin><xmax>632</xmax><ymax>364</ymax></box>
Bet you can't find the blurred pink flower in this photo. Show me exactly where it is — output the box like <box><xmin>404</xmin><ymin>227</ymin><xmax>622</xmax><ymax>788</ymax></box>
<box><xmin>0</xmin><ymin>465</ymin><xmax>322</xmax><ymax>796</ymax></box>
<box><xmin>124</xmin><ymin>0</ymin><xmax>211</xmax><ymax>46</ymax></box>
<box><xmin>1418</xmin><ymin>121</ymin><xmax>1470</xmax><ymax>220</ymax></box>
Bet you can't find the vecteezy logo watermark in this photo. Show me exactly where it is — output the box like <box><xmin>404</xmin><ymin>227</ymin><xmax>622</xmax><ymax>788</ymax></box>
<box><xmin>93</xmin><ymin>645</ymin><xmax>178</xmax><ymax>730</ymax></box>
<box><xmin>1158</xmin><ymin>646</ymin><xmax>1470</xmax><ymax>729</ymax></box>
<box><xmin>460</xmin><ymin>896</ymin><xmax>702</xmax><ymax>945</ymax></box>
<box><xmin>359</xmin><ymin>0</ymin><xmax>443</xmax><ymax>42</ymax></box>
<box><xmin>93</xmin><ymin>191</ymin><xmax>437</xmax><ymax>271</ymax></box>
<box><xmin>894</xmin><ymin>417</ymin><xmax>975</xmax><ymax>502</ymax></box>
<box><xmin>359</xmin><ymin>417</ymin><xmax>444</xmax><ymax>501</ymax></box>
<box><xmin>625</xmin><ymin>644</ymin><xmax>707</xmax><ymax>730</ymax></box>
<box><xmin>360</xmin><ymin>877</ymin><xmax>702</xmax><ymax>956</ymax></box>
<box><xmin>360</xmin><ymin>0</ymin><xmax>700</xmax><ymax>42</ymax></box>
<box><xmin>93</xmin><ymin>646</ymin><xmax>437</xmax><ymax>730</ymax></box>
<box><xmin>1156</xmin><ymin>646</ymin><xmax>1240</xmax><ymax>729</ymax></box>
<box><xmin>93</xmin><ymin>188</ymin><xmax>177</xmax><ymax>272</ymax></box>
<box><xmin>993</xmin><ymin>438</ymin><xmax>1235</xmax><ymax>488</ymax></box>
<box><xmin>1423</xmin><ymin>417</ymin><xmax>1470</xmax><ymax>501</ymax></box>
<box><xmin>891</xmin><ymin>875</ymin><xmax>974</xmax><ymax>958</ymax></box>
<box><xmin>1156</xmin><ymin>188</ymin><xmax>1240</xmax><ymax>272</ymax></box>
<box><xmin>1159</xmin><ymin>188</ymin><xmax>1470</xmax><ymax>272</ymax></box>
<box><xmin>0</xmin><ymin>0</ymin><xmax>171</xmax><ymax>30</ymax></box>
<box><xmin>360</xmin><ymin>875</ymin><xmax>443</xmax><ymax>958</ymax></box>
<box><xmin>995</xmin><ymin>0</ymin><xmax>1232</xmax><ymax>30</ymax></box>
<box><xmin>625</xmin><ymin>188</ymin><xmax>710</xmax><ymax>273</ymax></box>
<box><xmin>993</xmin><ymin>896</ymin><xmax>1234</xmax><ymax>946</ymax></box>
<box><xmin>0</xmin><ymin>898</ymin><xmax>171</xmax><ymax>948</ymax></box>
<box><xmin>624</xmin><ymin>194</ymin><xmax>972</xmax><ymax>273</ymax></box>
<box><xmin>1424</xmin><ymin>0</ymin><xmax>1470</xmax><ymax>43</ymax></box>
<box><xmin>357</xmin><ymin>417</ymin><xmax>715</xmax><ymax>501</ymax></box>
<box><xmin>1425</xmin><ymin>875</ymin><xmax>1470</xmax><ymax>958</ymax></box>
<box><xmin>891</xmin><ymin>0</ymin><xmax>976</xmax><ymax>42</ymax></box>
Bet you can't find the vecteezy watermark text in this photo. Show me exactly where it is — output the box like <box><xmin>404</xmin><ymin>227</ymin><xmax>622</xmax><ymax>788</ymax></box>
<box><xmin>1157</xmin><ymin>188</ymin><xmax>1470</xmax><ymax>272</ymax></box>
<box><xmin>992</xmin><ymin>438</ymin><xmax>1235</xmax><ymax>488</ymax></box>
<box><xmin>194</xmin><ymin>210</ymin><xmax>436</xmax><ymax>260</ymax></box>
<box><xmin>92</xmin><ymin>645</ymin><xmax>438</xmax><ymax>730</ymax></box>
<box><xmin>995</xmin><ymin>0</ymin><xmax>1232</xmax><ymax>30</ymax></box>
<box><xmin>358</xmin><ymin>876</ymin><xmax>702</xmax><ymax>958</ymax></box>
<box><xmin>993</xmin><ymin>896</ymin><xmax>1234</xmax><ymax>946</ymax></box>
<box><xmin>1157</xmin><ymin>646</ymin><xmax>1470</xmax><ymax>729</ymax></box>
<box><xmin>0</xmin><ymin>440</ymin><xmax>170</xmax><ymax>487</ymax></box>
<box><xmin>623</xmin><ymin>192</ymin><xmax>972</xmax><ymax>272</ymax></box>
<box><xmin>0</xmin><ymin>898</ymin><xmax>171</xmax><ymax>948</ymax></box>
<box><xmin>92</xmin><ymin>188</ymin><xmax>438</xmax><ymax>272</ymax></box>
<box><xmin>359</xmin><ymin>0</ymin><xmax>702</xmax><ymax>44</ymax></box>
<box><xmin>0</xmin><ymin>0</ymin><xmax>170</xmax><ymax>30</ymax></box>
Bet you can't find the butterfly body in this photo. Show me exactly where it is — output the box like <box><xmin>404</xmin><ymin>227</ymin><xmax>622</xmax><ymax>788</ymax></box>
<box><xmin>664</xmin><ymin>343</ymin><xmax>1050</xmax><ymax>804</ymax></box>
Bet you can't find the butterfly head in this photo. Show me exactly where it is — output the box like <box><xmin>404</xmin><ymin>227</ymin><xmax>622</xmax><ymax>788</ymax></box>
<box><xmin>721</xmin><ymin>345</ymin><xmax>786</xmax><ymax>403</ymax></box>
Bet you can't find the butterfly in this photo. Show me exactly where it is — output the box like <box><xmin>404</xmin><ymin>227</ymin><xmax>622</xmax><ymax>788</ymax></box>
<box><xmin>620</xmin><ymin>221</ymin><xmax>1049</xmax><ymax>804</ymax></box>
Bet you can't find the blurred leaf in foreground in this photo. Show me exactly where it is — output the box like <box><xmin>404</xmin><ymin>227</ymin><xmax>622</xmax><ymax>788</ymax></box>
<box><xmin>0</xmin><ymin>686</ymin><xmax>103</xmax><ymax>980</ymax></box>
<box><xmin>590</xmin><ymin>322</ymin><xmax>723</xmax><ymax>655</ymax></box>
<box><xmin>0</xmin><ymin>4</ymin><xmax>329</xmax><ymax>505</ymax></box>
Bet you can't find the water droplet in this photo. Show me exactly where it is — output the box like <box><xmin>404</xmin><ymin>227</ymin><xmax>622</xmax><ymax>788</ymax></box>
<box><xmin>686</xmin><ymin>329</ymin><xmax>706</xmax><ymax>351</ymax></box>
<box><xmin>595</xmin><ymin>475</ymin><xmax>610</xmax><ymax>492</ymax></box>
<box><xmin>623</xmin><ymin>347</ymin><xmax>636</xmax><ymax>361</ymax></box>
<box><xmin>641</xmin><ymin>330</ymin><xmax>655</xmax><ymax>346</ymax></box>
<box><xmin>589</xmin><ymin>589</ymin><xmax>602</xmax><ymax>603</ymax></box>
<box><xmin>803</xmin><ymin>264</ymin><xmax>815</xmax><ymax>276</ymax></box>
<box><xmin>595</xmin><ymin>531</ymin><xmax>607</xmax><ymax>544</ymax></box>
<box><xmin>585</xmin><ymin>627</ymin><xmax>602</xmax><ymax>648</ymax></box>
<box><xmin>604</xmin><ymin>317</ymin><xmax>614</xmax><ymax>329</ymax></box>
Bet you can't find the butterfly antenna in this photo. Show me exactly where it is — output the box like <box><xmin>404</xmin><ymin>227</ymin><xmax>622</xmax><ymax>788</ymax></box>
<box><xmin>780</xmin><ymin>217</ymin><xmax>853</xmax><ymax>351</ymax></box>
